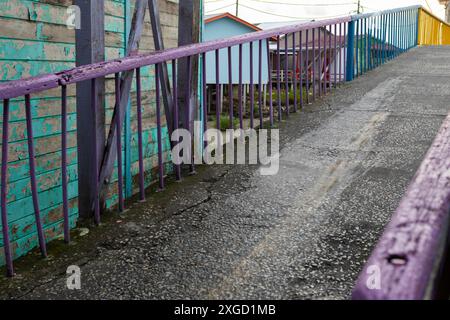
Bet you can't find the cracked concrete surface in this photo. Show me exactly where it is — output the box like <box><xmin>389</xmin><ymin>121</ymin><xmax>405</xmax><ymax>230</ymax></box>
<box><xmin>1</xmin><ymin>46</ymin><xmax>450</xmax><ymax>300</ymax></box>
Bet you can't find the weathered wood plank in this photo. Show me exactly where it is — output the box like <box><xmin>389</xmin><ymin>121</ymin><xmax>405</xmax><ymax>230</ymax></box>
<box><xmin>0</xmin><ymin>18</ymin><xmax>124</xmax><ymax>48</ymax></box>
<box><xmin>0</xmin><ymin>180</ymin><xmax>78</xmax><ymax>225</ymax></box>
<box><xmin>0</xmin><ymin>213</ymin><xmax>78</xmax><ymax>265</ymax></box>
<box><xmin>6</xmin><ymin>148</ymin><xmax>77</xmax><ymax>184</ymax></box>
<box><xmin>0</xmin><ymin>202</ymin><xmax>78</xmax><ymax>245</ymax></box>
<box><xmin>0</xmin><ymin>40</ymin><xmax>123</xmax><ymax>63</ymax></box>
<box><xmin>0</xmin><ymin>0</ymin><xmax>124</xmax><ymax>32</ymax></box>
<box><xmin>0</xmin><ymin>114</ymin><xmax>77</xmax><ymax>143</ymax></box>
<box><xmin>0</xmin><ymin>131</ymin><xmax>77</xmax><ymax>163</ymax></box>
<box><xmin>6</xmin><ymin>163</ymin><xmax>78</xmax><ymax>204</ymax></box>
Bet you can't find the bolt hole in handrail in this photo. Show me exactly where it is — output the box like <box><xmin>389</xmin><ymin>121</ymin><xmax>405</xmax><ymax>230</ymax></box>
<box><xmin>0</xmin><ymin>5</ymin><xmax>434</xmax><ymax>279</ymax></box>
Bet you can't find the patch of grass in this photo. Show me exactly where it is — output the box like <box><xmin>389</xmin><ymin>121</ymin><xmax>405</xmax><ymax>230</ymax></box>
<box><xmin>219</xmin><ymin>115</ymin><xmax>240</xmax><ymax>129</ymax></box>
<box><xmin>268</xmin><ymin>88</ymin><xmax>310</xmax><ymax>104</ymax></box>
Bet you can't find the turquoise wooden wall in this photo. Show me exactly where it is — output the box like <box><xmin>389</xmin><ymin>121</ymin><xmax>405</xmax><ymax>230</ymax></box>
<box><xmin>0</xmin><ymin>0</ymin><xmax>175</xmax><ymax>266</ymax></box>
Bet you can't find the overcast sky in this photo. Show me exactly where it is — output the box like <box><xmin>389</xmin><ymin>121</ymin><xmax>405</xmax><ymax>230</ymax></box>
<box><xmin>205</xmin><ymin>0</ymin><xmax>445</xmax><ymax>23</ymax></box>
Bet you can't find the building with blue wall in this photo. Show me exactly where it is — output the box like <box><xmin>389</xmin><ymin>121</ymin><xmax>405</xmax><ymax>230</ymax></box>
<box><xmin>204</xmin><ymin>13</ymin><xmax>269</xmax><ymax>85</ymax></box>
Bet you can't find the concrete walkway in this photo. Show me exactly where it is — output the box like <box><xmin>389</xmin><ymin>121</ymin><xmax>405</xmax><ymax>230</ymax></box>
<box><xmin>1</xmin><ymin>46</ymin><xmax>450</xmax><ymax>300</ymax></box>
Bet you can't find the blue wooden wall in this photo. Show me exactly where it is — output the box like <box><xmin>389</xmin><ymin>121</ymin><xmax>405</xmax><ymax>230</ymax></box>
<box><xmin>204</xmin><ymin>17</ymin><xmax>269</xmax><ymax>85</ymax></box>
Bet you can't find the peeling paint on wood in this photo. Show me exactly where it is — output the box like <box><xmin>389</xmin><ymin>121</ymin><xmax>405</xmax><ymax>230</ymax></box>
<box><xmin>0</xmin><ymin>0</ymin><xmax>180</xmax><ymax>268</ymax></box>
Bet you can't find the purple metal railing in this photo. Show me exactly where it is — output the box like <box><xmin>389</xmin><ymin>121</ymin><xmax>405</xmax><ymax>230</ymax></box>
<box><xmin>0</xmin><ymin>7</ymin><xmax>420</xmax><ymax>277</ymax></box>
<box><xmin>353</xmin><ymin>114</ymin><xmax>450</xmax><ymax>300</ymax></box>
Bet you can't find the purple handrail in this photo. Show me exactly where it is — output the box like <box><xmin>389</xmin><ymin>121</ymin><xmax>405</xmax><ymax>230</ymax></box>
<box><xmin>0</xmin><ymin>7</ymin><xmax>422</xmax><ymax>278</ymax></box>
<box><xmin>353</xmin><ymin>114</ymin><xmax>450</xmax><ymax>300</ymax></box>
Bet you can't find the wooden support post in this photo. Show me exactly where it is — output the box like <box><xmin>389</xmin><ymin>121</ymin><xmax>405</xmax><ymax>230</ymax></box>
<box><xmin>177</xmin><ymin>0</ymin><xmax>201</xmax><ymax>132</ymax></box>
<box><xmin>75</xmin><ymin>0</ymin><xmax>105</xmax><ymax>217</ymax></box>
<box><xmin>148</xmin><ymin>0</ymin><xmax>174</xmax><ymax>136</ymax></box>
<box><xmin>98</xmin><ymin>1</ymin><xmax>147</xmax><ymax>202</ymax></box>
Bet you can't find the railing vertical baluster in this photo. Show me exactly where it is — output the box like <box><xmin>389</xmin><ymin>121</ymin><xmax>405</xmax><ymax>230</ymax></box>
<box><xmin>215</xmin><ymin>49</ymin><xmax>221</xmax><ymax>131</ymax></box>
<box><xmin>395</xmin><ymin>11</ymin><xmax>398</xmax><ymax>57</ymax></box>
<box><xmin>323</xmin><ymin>25</ymin><xmax>327</xmax><ymax>91</ymax></box>
<box><xmin>411</xmin><ymin>9</ymin><xmax>414</xmax><ymax>48</ymax></box>
<box><xmin>299</xmin><ymin>31</ymin><xmax>303</xmax><ymax>108</ymax></box>
<box><xmin>305</xmin><ymin>29</ymin><xmax>309</xmax><ymax>103</ymax></box>
<box><xmin>250</xmin><ymin>41</ymin><xmax>255</xmax><ymax>128</ymax></box>
<box><xmin>328</xmin><ymin>25</ymin><xmax>332</xmax><ymax>91</ymax></box>
<box><xmin>293</xmin><ymin>33</ymin><xmax>297</xmax><ymax>112</ymax></box>
<box><xmin>361</xmin><ymin>19</ymin><xmax>364</xmax><ymax>74</ymax></box>
<box><xmin>201</xmin><ymin>54</ymin><xmax>208</xmax><ymax>150</ymax></box>
<box><xmin>334</xmin><ymin>24</ymin><xmax>337</xmax><ymax>88</ymax></box>
<box><xmin>364</xmin><ymin>18</ymin><xmax>368</xmax><ymax>72</ymax></box>
<box><xmin>368</xmin><ymin>17</ymin><xmax>371</xmax><ymax>67</ymax></box>
<box><xmin>373</xmin><ymin>16</ymin><xmax>376</xmax><ymax>66</ymax></box>
<box><xmin>414</xmin><ymin>8</ymin><xmax>419</xmax><ymax>47</ymax></box>
<box><xmin>312</xmin><ymin>28</ymin><xmax>316</xmax><ymax>101</ymax></box>
<box><xmin>172</xmin><ymin>61</ymin><xmax>181</xmax><ymax>181</ymax></box>
<box><xmin>357</xmin><ymin>20</ymin><xmax>360</xmax><ymax>76</ymax></box>
<box><xmin>400</xmin><ymin>11</ymin><xmax>403</xmax><ymax>54</ymax></box>
<box><xmin>276</xmin><ymin>36</ymin><xmax>282</xmax><ymax>120</ymax></box>
<box><xmin>91</xmin><ymin>79</ymin><xmax>101</xmax><ymax>225</ymax></box>
<box><xmin>404</xmin><ymin>10</ymin><xmax>407</xmax><ymax>51</ymax></box>
<box><xmin>361</xmin><ymin>19</ymin><xmax>364</xmax><ymax>72</ymax></box>
<box><xmin>406</xmin><ymin>10</ymin><xmax>409</xmax><ymax>49</ymax></box>
<box><xmin>258</xmin><ymin>39</ymin><xmax>263</xmax><ymax>128</ymax></box>
<box><xmin>410</xmin><ymin>9</ymin><xmax>414</xmax><ymax>49</ymax></box>
<box><xmin>25</xmin><ymin>94</ymin><xmax>47</xmax><ymax>257</ymax></box>
<box><xmin>384</xmin><ymin>14</ymin><xmax>387</xmax><ymax>63</ymax></box>
<box><xmin>394</xmin><ymin>12</ymin><xmax>398</xmax><ymax>56</ymax></box>
<box><xmin>1</xmin><ymin>99</ymin><xmax>13</xmax><ymax>277</ymax></box>
<box><xmin>114</xmin><ymin>73</ymin><xmax>124</xmax><ymax>212</ymax></box>
<box><xmin>387</xmin><ymin>14</ymin><xmax>390</xmax><ymax>61</ymax></box>
<box><xmin>397</xmin><ymin>12</ymin><xmax>403</xmax><ymax>55</ymax></box>
<box><xmin>404</xmin><ymin>10</ymin><xmax>407</xmax><ymax>49</ymax></box>
<box><xmin>382</xmin><ymin>14</ymin><xmax>385</xmax><ymax>61</ymax></box>
<box><xmin>377</xmin><ymin>15</ymin><xmax>381</xmax><ymax>66</ymax></box>
<box><xmin>136</xmin><ymin>68</ymin><xmax>147</xmax><ymax>197</ymax></box>
<box><xmin>284</xmin><ymin>34</ymin><xmax>290</xmax><ymax>115</ymax></box>
<box><xmin>383</xmin><ymin>14</ymin><xmax>386</xmax><ymax>59</ymax></box>
<box><xmin>391</xmin><ymin>13</ymin><xmax>394</xmax><ymax>58</ymax></box>
<box><xmin>380</xmin><ymin>15</ymin><xmax>383</xmax><ymax>64</ymax></box>
<box><xmin>392</xmin><ymin>12</ymin><xmax>396</xmax><ymax>58</ymax></box>
<box><xmin>404</xmin><ymin>10</ymin><xmax>408</xmax><ymax>50</ymax></box>
<box><xmin>369</xmin><ymin>17</ymin><xmax>373</xmax><ymax>69</ymax></box>
<box><xmin>185</xmin><ymin>56</ymin><xmax>195</xmax><ymax>174</ymax></box>
<box><xmin>388</xmin><ymin>13</ymin><xmax>391</xmax><ymax>60</ymax></box>
<box><xmin>401</xmin><ymin>11</ymin><xmax>404</xmax><ymax>52</ymax></box>
<box><xmin>155</xmin><ymin>64</ymin><xmax>164</xmax><ymax>190</ymax></box>
<box><xmin>61</xmin><ymin>85</ymin><xmax>70</xmax><ymax>243</ymax></box>
<box><xmin>398</xmin><ymin>12</ymin><xmax>403</xmax><ymax>55</ymax></box>
<box><xmin>238</xmin><ymin>44</ymin><xmax>244</xmax><ymax>129</ymax></box>
<box><xmin>318</xmin><ymin>27</ymin><xmax>322</xmax><ymax>96</ymax></box>
<box><xmin>346</xmin><ymin>21</ymin><xmax>355</xmax><ymax>82</ymax></box>
<box><xmin>266</xmin><ymin>39</ymin><xmax>273</xmax><ymax>126</ymax></box>
<box><xmin>360</xmin><ymin>19</ymin><xmax>364</xmax><ymax>74</ymax></box>
<box><xmin>339</xmin><ymin>23</ymin><xmax>342</xmax><ymax>85</ymax></box>
<box><xmin>228</xmin><ymin>47</ymin><xmax>234</xmax><ymax>129</ymax></box>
